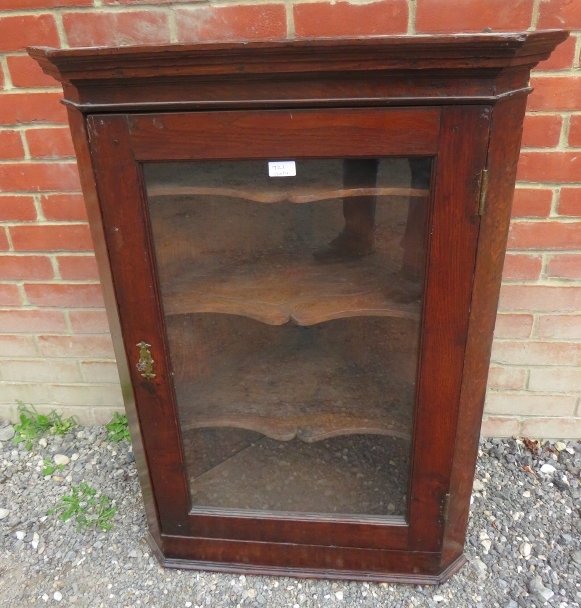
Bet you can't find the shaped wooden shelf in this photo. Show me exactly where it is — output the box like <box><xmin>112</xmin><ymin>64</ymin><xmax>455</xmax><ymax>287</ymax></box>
<box><xmin>178</xmin><ymin>339</ymin><xmax>415</xmax><ymax>443</ymax></box>
<box><xmin>147</xmin><ymin>185</ymin><xmax>430</xmax><ymax>205</ymax></box>
<box><xmin>163</xmin><ymin>253</ymin><xmax>421</xmax><ymax>326</ymax></box>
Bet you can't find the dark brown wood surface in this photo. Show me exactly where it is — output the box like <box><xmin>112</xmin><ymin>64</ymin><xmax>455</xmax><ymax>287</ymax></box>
<box><xmin>65</xmin><ymin>108</ymin><xmax>163</xmax><ymax>547</ymax></box>
<box><xmin>129</xmin><ymin>109</ymin><xmax>440</xmax><ymax>160</ymax></box>
<box><xmin>87</xmin><ymin>115</ymin><xmax>192</xmax><ymax>536</ymax></box>
<box><xmin>28</xmin><ymin>31</ymin><xmax>568</xmax><ymax>111</ymax></box>
<box><xmin>32</xmin><ymin>31</ymin><xmax>568</xmax><ymax>582</ymax></box>
<box><xmin>407</xmin><ymin>105</ymin><xmax>491</xmax><ymax>551</ymax></box>
<box><xmin>439</xmin><ymin>94</ymin><xmax>530</xmax><ymax>570</ymax></box>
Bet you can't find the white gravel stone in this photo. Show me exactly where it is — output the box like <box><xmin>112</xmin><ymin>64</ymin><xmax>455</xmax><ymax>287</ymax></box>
<box><xmin>334</xmin><ymin>591</ymin><xmax>343</xmax><ymax>600</ymax></box>
<box><xmin>519</xmin><ymin>542</ymin><xmax>532</xmax><ymax>557</ymax></box>
<box><xmin>433</xmin><ymin>595</ymin><xmax>445</xmax><ymax>602</ymax></box>
<box><xmin>15</xmin><ymin>531</ymin><xmax>25</xmax><ymax>540</ymax></box>
<box><xmin>54</xmin><ymin>454</ymin><xmax>70</xmax><ymax>466</ymax></box>
<box><xmin>53</xmin><ymin>592</ymin><xmax>62</xmax><ymax>602</ymax></box>
<box><xmin>38</xmin><ymin>438</ymin><xmax>48</xmax><ymax>448</ymax></box>
<box><xmin>0</xmin><ymin>426</ymin><xmax>15</xmax><ymax>441</ymax></box>
<box><xmin>528</xmin><ymin>576</ymin><xmax>554</xmax><ymax>601</ymax></box>
<box><xmin>540</xmin><ymin>464</ymin><xmax>556</xmax><ymax>474</ymax></box>
<box><xmin>555</xmin><ymin>441</ymin><xmax>566</xmax><ymax>452</ymax></box>
<box><xmin>472</xmin><ymin>479</ymin><xmax>485</xmax><ymax>492</ymax></box>
<box><xmin>470</xmin><ymin>557</ymin><xmax>488</xmax><ymax>581</ymax></box>
<box><xmin>0</xmin><ymin>508</ymin><xmax>10</xmax><ymax>519</ymax></box>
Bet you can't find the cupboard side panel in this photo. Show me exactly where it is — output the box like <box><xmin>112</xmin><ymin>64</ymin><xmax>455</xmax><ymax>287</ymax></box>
<box><xmin>87</xmin><ymin>114</ymin><xmax>191</xmax><ymax>536</ymax></box>
<box><xmin>66</xmin><ymin>108</ymin><xmax>162</xmax><ymax>546</ymax></box>
<box><xmin>440</xmin><ymin>95</ymin><xmax>528</xmax><ymax>567</ymax></box>
<box><xmin>408</xmin><ymin>105</ymin><xmax>491</xmax><ymax>552</ymax></box>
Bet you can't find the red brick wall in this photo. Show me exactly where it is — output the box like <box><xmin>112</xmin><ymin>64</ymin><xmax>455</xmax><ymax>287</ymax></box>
<box><xmin>0</xmin><ymin>0</ymin><xmax>580</xmax><ymax>436</ymax></box>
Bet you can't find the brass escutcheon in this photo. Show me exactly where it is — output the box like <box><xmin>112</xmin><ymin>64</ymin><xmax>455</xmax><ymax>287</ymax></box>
<box><xmin>136</xmin><ymin>341</ymin><xmax>156</xmax><ymax>380</ymax></box>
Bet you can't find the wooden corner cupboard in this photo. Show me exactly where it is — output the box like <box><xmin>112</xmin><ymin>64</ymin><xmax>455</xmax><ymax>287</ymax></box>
<box><xmin>30</xmin><ymin>31</ymin><xmax>567</xmax><ymax>583</ymax></box>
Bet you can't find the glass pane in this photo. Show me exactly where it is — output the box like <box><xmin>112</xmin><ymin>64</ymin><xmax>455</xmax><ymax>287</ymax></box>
<box><xmin>143</xmin><ymin>157</ymin><xmax>431</xmax><ymax>519</ymax></box>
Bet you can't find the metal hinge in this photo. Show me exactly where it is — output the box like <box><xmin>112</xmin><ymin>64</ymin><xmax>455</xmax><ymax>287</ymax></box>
<box><xmin>478</xmin><ymin>169</ymin><xmax>489</xmax><ymax>216</ymax></box>
<box><xmin>442</xmin><ymin>493</ymin><xmax>451</xmax><ymax>523</ymax></box>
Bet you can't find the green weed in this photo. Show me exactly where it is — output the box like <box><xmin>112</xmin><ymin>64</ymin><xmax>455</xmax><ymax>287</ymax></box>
<box><xmin>42</xmin><ymin>458</ymin><xmax>65</xmax><ymax>476</ymax></box>
<box><xmin>13</xmin><ymin>402</ymin><xmax>78</xmax><ymax>450</ymax></box>
<box><xmin>47</xmin><ymin>482</ymin><xmax>116</xmax><ymax>532</ymax></box>
<box><xmin>106</xmin><ymin>412</ymin><xmax>130</xmax><ymax>443</ymax></box>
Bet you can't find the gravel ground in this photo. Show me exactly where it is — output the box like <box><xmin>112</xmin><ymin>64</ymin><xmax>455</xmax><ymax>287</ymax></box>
<box><xmin>0</xmin><ymin>422</ymin><xmax>580</xmax><ymax>608</ymax></box>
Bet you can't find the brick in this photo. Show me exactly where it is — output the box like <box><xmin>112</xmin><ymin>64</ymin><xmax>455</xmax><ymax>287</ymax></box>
<box><xmin>0</xmin><ymin>0</ymin><xmax>91</xmax><ymax>9</ymax></box>
<box><xmin>511</xmin><ymin>188</ymin><xmax>552</xmax><ymax>218</ymax></box>
<box><xmin>0</xmin><ymin>309</ymin><xmax>66</xmax><ymax>333</ymax></box>
<box><xmin>493</xmin><ymin>314</ymin><xmax>534</xmax><ymax>339</ymax></box>
<box><xmin>491</xmin><ymin>340</ymin><xmax>581</xmax><ymax>366</ymax></box>
<box><xmin>0</xmin><ymin>228</ymin><xmax>8</xmax><ymax>250</ymax></box>
<box><xmin>487</xmin><ymin>366</ymin><xmax>527</xmax><ymax>390</ymax></box>
<box><xmin>507</xmin><ymin>220</ymin><xmax>581</xmax><ymax>249</ymax></box>
<box><xmin>546</xmin><ymin>254</ymin><xmax>581</xmax><ymax>279</ymax></box>
<box><xmin>480</xmin><ymin>415</ymin><xmax>521</xmax><ymax>438</ymax></box>
<box><xmin>0</xmin><ymin>359</ymin><xmax>81</xmax><ymax>383</ymax></box>
<box><xmin>415</xmin><ymin>0</ymin><xmax>533</xmax><ymax>32</ymax></box>
<box><xmin>502</xmin><ymin>253</ymin><xmax>542</xmax><ymax>280</ymax></box>
<box><xmin>50</xmin><ymin>383</ymin><xmax>123</xmax><ymax>407</ymax></box>
<box><xmin>92</xmin><ymin>407</ymin><xmax>124</xmax><ymax>426</ymax></box>
<box><xmin>26</xmin><ymin>127</ymin><xmax>75</xmax><ymax>159</ymax></box>
<box><xmin>294</xmin><ymin>1</ymin><xmax>407</xmax><ymax>37</ymax></box>
<box><xmin>0</xmin><ymin>383</ymin><xmax>47</xmax><ymax>404</ymax></box>
<box><xmin>0</xmin><ymin>162</ymin><xmax>80</xmax><ymax>192</ymax></box>
<box><xmin>81</xmin><ymin>361</ymin><xmax>120</xmax><ymax>383</ymax></box>
<box><xmin>0</xmin><ymin>255</ymin><xmax>53</xmax><ymax>279</ymax></box>
<box><xmin>0</xmin><ymin>92</ymin><xmax>67</xmax><ymax>125</ymax></box>
<box><xmin>40</xmin><ymin>194</ymin><xmax>87</xmax><ymax>221</ymax></box>
<box><xmin>175</xmin><ymin>5</ymin><xmax>286</xmax><ymax>42</ymax></box>
<box><xmin>517</xmin><ymin>151</ymin><xmax>581</xmax><ymax>183</ymax></box>
<box><xmin>0</xmin><ymin>403</ymin><xmax>17</xmax><ymax>422</ymax></box>
<box><xmin>0</xmin><ymin>284</ymin><xmax>21</xmax><ymax>306</ymax></box>
<box><xmin>521</xmin><ymin>416</ymin><xmax>581</xmax><ymax>439</ymax></box>
<box><xmin>528</xmin><ymin>76</ymin><xmax>581</xmax><ymax>112</ymax></box>
<box><xmin>6</xmin><ymin>55</ymin><xmax>59</xmax><ymax>88</ymax></box>
<box><xmin>568</xmin><ymin>115</ymin><xmax>581</xmax><ymax>147</ymax></box>
<box><xmin>57</xmin><ymin>255</ymin><xmax>99</xmax><ymax>280</ymax></box>
<box><xmin>534</xmin><ymin>36</ymin><xmax>577</xmax><ymax>71</ymax></box>
<box><xmin>0</xmin><ymin>335</ymin><xmax>37</xmax><ymax>357</ymax></box>
<box><xmin>37</xmin><ymin>334</ymin><xmax>114</xmax><ymax>358</ymax></box>
<box><xmin>0</xmin><ymin>15</ymin><xmax>59</xmax><ymax>52</ymax></box>
<box><xmin>485</xmin><ymin>392</ymin><xmax>576</xmax><ymax>417</ymax></box>
<box><xmin>0</xmin><ymin>130</ymin><xmax>24</xmax><ymax>160</ymax></box>
<box><xmin>25</xmin><ymin>283</ymin><xmax>104</xmax><ymax>308</ymax></box>
<box><xmin>16</xmin><ymin>403</ymin><xmax>95</xmax><ymax>425</ymax></box>
<box><xmin>69</xmin><ymin>310</ymin><xmax>110</xmax><ymax>334</ymax></box>
<box><xmin>0</xmin><ymin>196</ymin><xmax>36</xmax><ymax>221</ymax></box>
<box><xmin>557</xmin><ymin>188</ymin><xmax>581</xmax><ymax>216</ymax></box>
<box><xmin>529</xmin><ymin>368</ymin><xmax>581</xmax><ymax>393</ymax></box>
<box><xmin>499</xmin><ymin>285</ymin><xmax>581</xmax><ymax>312</ymax></box>
<box><xmin>11</xmin><ymin>224</ymin><xmax>93</xmax><ymax>252</ymax></box>
<box><xmin>63</xmin><ymin>11</ymin><xmax>170</xmax><ymax>47</ymax></box>
<box><xmin>538</xmin><ymin>0</ymin><xmax>581</xmax><ymax>28</ymax></box>
<box><xmin>537</xmin><ymin>314</ymin><xmax>581</xmax><ymax>339</ymax></box>
<box><xmin>521</xmin><ymin>114</ymin><xmax>561</xmax><ymax>148</ymax></box>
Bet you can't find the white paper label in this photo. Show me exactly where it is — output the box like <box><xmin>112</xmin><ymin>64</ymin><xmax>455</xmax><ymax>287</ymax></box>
<box><xmin>268</xmin><ymin>161</ymin><xmax>296</xmax><ymax>177</ymax></box>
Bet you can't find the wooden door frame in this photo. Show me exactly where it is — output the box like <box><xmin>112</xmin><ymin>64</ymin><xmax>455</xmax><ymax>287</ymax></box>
<box><xmin>86</xmin><ymin>105</ymin><xmax>490</xmax><ymax>575</ymax></box>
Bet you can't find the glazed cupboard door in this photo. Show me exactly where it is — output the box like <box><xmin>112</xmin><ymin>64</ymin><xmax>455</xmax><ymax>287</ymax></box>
<box><xmin>87</xmin><ymin>106</ymin><xmax>490</xmax><ymax>574</ymax></box>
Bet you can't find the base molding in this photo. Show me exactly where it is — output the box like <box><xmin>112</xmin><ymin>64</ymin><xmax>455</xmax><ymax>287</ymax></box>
<box><xmin>146</xmin><ymin>532</ymin><xmax>467</xmax><ymax>585</ymax></box>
